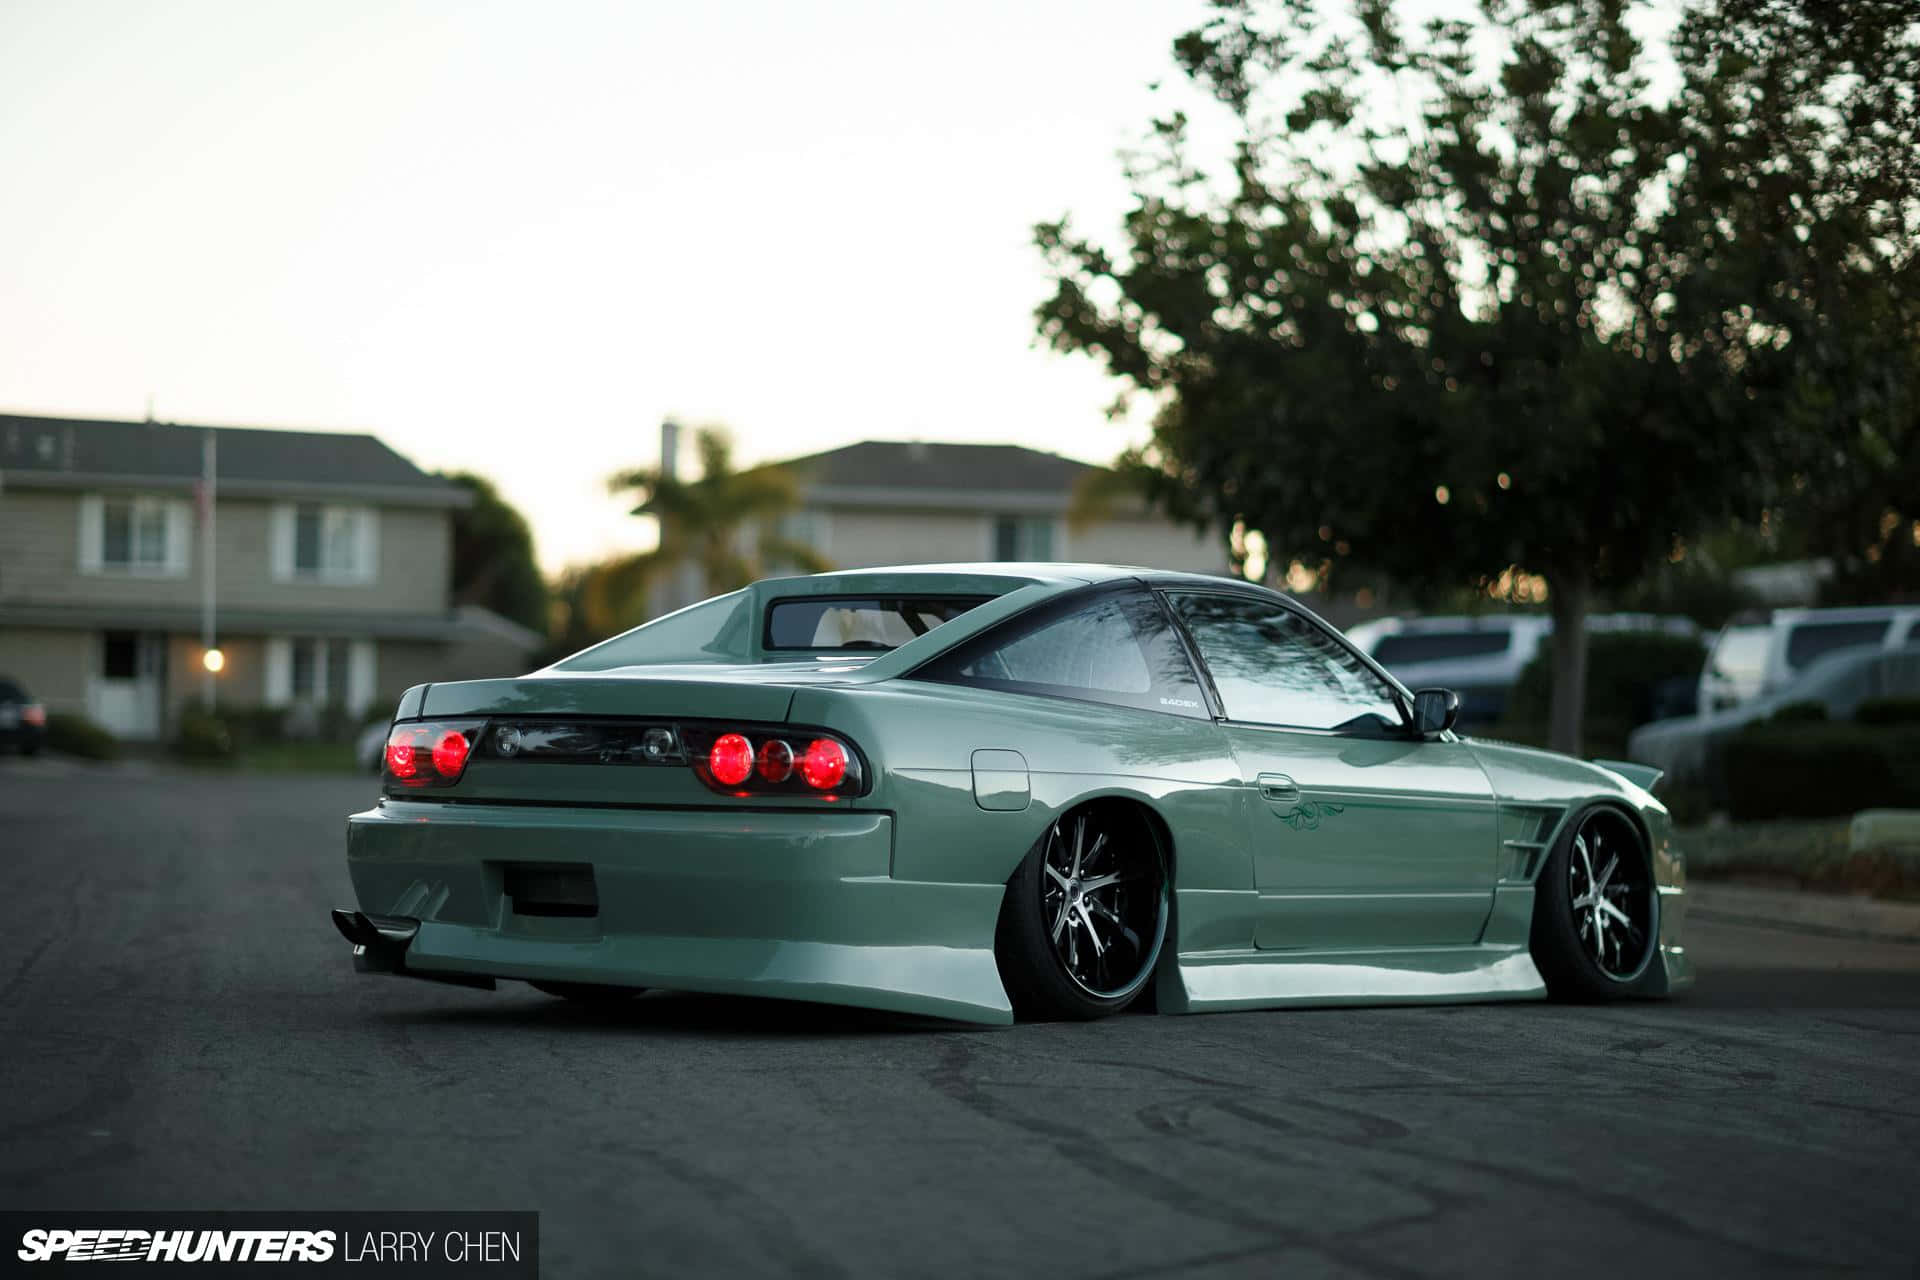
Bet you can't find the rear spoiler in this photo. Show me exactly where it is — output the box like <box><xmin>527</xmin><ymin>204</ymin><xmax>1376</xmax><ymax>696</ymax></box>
<box><xmin>1593</xmin><ymin>759</ymin><xmax>1664</xmax><ymax>793</ymax></box>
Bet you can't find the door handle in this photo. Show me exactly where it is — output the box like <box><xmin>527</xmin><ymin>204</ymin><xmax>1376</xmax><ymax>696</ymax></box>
<box><xmin>1257</xmin><ymin>773</ymin><xmax>1300</xmax><ymax>802</ymax></box>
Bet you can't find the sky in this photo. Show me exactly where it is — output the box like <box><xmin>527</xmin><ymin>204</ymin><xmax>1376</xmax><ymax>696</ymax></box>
<box><xmin>0</xmin><ymin>0</ymin><xmax>1221</xmax><ymax>571</ymax></box>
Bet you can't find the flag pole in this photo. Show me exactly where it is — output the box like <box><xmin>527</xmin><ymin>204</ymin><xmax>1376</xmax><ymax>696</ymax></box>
<box><xmin>200</xmin><ymin>428</ymin><xmax>218</xmax><ymax>709</ymax></box>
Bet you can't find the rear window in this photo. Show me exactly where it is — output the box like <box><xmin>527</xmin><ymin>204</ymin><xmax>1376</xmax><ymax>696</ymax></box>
<box><xmin>1372</xmin><ymin>630</ymin><xmax>1511</xmax><ymax>666</ymax></box>
<box><xmin>1785</xmin><ymin>620</ymin><xmax>1889</xmax><ymax>670</ymax></box>
<box><xmin>765</xmin><ymin>596</ymin><xmax>990</xmax><ymax>651</ymax></box>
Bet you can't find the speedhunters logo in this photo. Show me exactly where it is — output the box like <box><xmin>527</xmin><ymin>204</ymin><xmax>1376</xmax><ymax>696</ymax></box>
<box><xmin>1</xmin><ymin>1214</ymin><xmax>536</xmax><ymax>1276</ymax></box>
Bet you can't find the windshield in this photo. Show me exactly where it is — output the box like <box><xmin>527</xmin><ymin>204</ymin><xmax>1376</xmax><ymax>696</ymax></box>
<box><xmin>1371</xmin><ymin>630</ymin><xmax>1511</xmax><ymax>666</ymax></box>
<box><xmin>1709</xmin><ymin>626</ymin><xmax>1768</xmax><ymax>678</ymax></box>
<box><xmin>765</xmin><ymin>595</ymin><xmax>991</xmax><ymax>651</ymax></box>
<box><xmin>556</xmin><ymin>591</ymin><xmax>753</xmax><ymax>671</ymax></box>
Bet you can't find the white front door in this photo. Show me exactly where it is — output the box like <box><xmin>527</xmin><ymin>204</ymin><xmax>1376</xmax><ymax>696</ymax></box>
<box><xmin>88</xmin><ymin>631</ymin><xmax>166</xmax><ymax>740</ymax></box>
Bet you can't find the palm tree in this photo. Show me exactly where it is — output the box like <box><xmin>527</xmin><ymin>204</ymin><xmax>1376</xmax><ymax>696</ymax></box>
<box><xmin>604</xmin><ymin>425</ymin><xmax>831</xmax><ymax>621</ymax></box>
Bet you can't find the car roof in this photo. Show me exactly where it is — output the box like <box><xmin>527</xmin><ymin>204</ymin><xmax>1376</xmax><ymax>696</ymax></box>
<box><xmin>1774</xmin><ymin>605</ymin><xmax>1919</xmax><ymax>624</ymax></box>
<box><xmin>744</xmin><ymin>563</ymin><xmax>1278</xmax><ymax>680</ymax></box>
<box><xmin>1362</xmin><ymin>615</ymin><xmax>1546</xmax><ymax>636</ymax></box>
<box><xmin>753</xmin><ymin>563</ymin><xmax>1245</xmax><ymax>596</ymax></box>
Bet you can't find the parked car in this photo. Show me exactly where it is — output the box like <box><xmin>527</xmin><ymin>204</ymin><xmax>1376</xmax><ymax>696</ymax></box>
<box><xmin>333</xmin><ymin>564</ymin><xmax>1691</xmax><ymax>1025</ymax></box>
<box><xmin>355</xmin><ymin>719</ymin><xmax>390</xmax><ymax>773</ymax></box>
<box><xmin>1629</xmin><ymin>643</ymin><xmax>1920</xmax><ymax>788</ymax></box>
<box><xmin>0</xmin><ymin>676</ymin><xmax>47</xmax><ymax>755</ymax></box>
<box><xmin>1347</xmin><ymin>613</ymin><xmax>1699</xmax><ymax>731</ymax></box>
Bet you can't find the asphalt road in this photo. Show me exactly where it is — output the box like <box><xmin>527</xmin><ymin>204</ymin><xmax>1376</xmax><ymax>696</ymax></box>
<box><xmin>3</xmin><ymin>764</ymin><xmax>1918</xmax><ymax>1278</ymax></box>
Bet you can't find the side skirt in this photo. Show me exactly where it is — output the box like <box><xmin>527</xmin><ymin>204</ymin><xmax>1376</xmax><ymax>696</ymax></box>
<box><xmin>1160</xmin><ymin>945</ymin><xmax>1547</xmax><ymax>1014</ymax></box>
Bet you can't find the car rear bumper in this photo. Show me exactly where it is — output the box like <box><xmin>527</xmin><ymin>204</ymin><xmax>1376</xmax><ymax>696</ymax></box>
<box><xmin>341</xmin><ymin>799</ymin><xmax>1012</xmax><ymax>1024</ymax></box>
<box><xmin>0</xmin><ymin>724</ymin><xmax>44</xmax><ymax>749</ymax></box>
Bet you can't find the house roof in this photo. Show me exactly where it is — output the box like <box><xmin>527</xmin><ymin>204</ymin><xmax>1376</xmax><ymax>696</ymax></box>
<box><xmin>785</xmin><ymin>441</ymin><xmax>1091</xmax><ymax>493</ymax></box>
<box><xmin>0</xmin><ymin>412</ymin><xmax>466</xmax><ymax>507</ymax></box>
<box><xmin>777</xmin><ymin>441</ymin><xmax>1100</xmax><ymax>514</ymax></box>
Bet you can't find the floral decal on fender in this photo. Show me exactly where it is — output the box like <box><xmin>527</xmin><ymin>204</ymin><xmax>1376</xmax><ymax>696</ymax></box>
<box><xmin>1278</xmin><ymin>801</ymin><xmax>1346</xmax><ymax>831</ymax></box>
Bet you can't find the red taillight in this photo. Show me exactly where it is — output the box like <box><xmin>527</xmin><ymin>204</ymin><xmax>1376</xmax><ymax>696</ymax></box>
<box><xmin>383</xmin><ymin>720</ymin><xmax>482</xmax><ymax>789</ymax></box>
<box><xmin>432</xmin><ymin>730</ymin><xmax>469</xmax><ymax>778</ymax></box>
<box><xmin>801</xmin><ymin>738</ymin><xmax>848</xmax><ymax>790</ymax></box>
<box><xmin>685</xmin><ymin>726</ymin><xmax>862</xmax><ymax>797</ymax></box>
<box><xmin>21</xmin><ymin>703</ymin><xmax>46</xmax><ymax>727</ymax></box>
<box><xmin>757</xmin><ymin>738</ymin><xmax>794</xmax><ymax>783</ymax></box>
<box><xmin>709</xmin><ymin>733</ymin><xmax>754</xmax><ymax>786</ymax></box>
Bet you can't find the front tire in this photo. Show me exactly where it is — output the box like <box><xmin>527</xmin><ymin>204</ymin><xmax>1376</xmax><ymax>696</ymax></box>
<box><xmin>995</xmin><ymin>801</ymin><xmax>1170</xmax><ymax>1021</ymax></box>
<box><xmin>1530</xmin><ymin>805</ymin><xmax>1659</xmax><ymax>999</ymax></box>
<box><xmin>528</xmin><ymin>980</ymin><xmax>646</xmax><ymax>1002</ymax></box>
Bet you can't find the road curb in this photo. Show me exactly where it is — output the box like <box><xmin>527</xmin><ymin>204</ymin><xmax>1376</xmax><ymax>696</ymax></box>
<box><xmin>1688</xmin><ymin>883</ymin><xmax>1920</xmax><ymax>945</ymax></box>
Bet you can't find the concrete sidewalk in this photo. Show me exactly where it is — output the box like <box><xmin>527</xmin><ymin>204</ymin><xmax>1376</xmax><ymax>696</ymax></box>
<box><xmin>1688</xmin><ymin>882</ymin><xmax>1920</xmax><ymax>944</ymax></box>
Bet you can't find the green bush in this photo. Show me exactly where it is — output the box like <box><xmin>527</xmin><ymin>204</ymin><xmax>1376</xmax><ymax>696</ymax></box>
<box><xmin>217</xmin><ymin>705</ymin><xmax>288</xmax><ymax>745</ymax></box>
<box><xmin>44</xmin><ymin>712</ymin><xmax>118</xmax><ymax>760</ymax></box>
<box><xmin>1721</xmin><ymin>724</ymin><xmax>1920</xmax><ymax>821</ymax></box>
<box><xmin>1856</xmin><ymin>696</ymin><xmax>1920</xmax><ymax>726</ymax></box>
<box><xmin>173</xmin><ymin>706</ymin><xmax>234</xmax><ymax>761</ymax></box>
<box><xmin>215</xmin><ymin>702</ymin><xmax>372</xmax><ymax>745</ymax></box>
<box><xmin>1766</xmin><ymin>700</ymin><xmax>1829</xmax><ymax>725</ymax></box>
<box><xmin>1498</xmin><ymin>631</ymin><xmax>1707</xmax><ymax>758</ymax></box>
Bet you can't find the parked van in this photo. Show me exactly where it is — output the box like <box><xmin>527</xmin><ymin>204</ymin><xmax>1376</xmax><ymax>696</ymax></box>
<box><xmin>1699</xmin><ymin>606</ymin><xmax>1920</xmax><ymax>712</ymax></box>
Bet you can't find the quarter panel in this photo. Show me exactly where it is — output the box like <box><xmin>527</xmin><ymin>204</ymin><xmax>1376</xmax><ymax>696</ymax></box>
<box><xmin>791</xmin><ymin>682</ymin><xmax>1250</xmax><ymax>896</ymax></box>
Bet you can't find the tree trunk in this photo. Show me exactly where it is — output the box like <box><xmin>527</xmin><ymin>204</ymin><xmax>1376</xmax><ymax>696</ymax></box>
<box><xmin>1546</xmin><ymin>569</ymin><xmax>1591</xmax><ymax>757</ymax></box>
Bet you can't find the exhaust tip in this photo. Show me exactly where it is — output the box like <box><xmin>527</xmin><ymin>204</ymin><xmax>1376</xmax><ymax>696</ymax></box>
<box><xmin>330</xmin><ymin>908</ymin><xmax>375</xmax><ymax>946</ymax></box>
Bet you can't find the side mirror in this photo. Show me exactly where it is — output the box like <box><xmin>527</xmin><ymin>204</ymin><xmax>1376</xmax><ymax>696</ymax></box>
<box><xmin>1412</xmin><ymin>688</ymin><xmax>1460</xmax><ymax>738</ymax></box>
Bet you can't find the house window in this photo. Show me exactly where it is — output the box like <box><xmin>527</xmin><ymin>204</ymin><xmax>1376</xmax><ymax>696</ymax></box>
<box><xmin>993</xmin><ymin>516</ymin><xmax>1056</xmax><ymax>562</ymax></box>
<box><xmin>268</xmin><ymin>637</ymin><xmax>376</xmax><ymax>710</ymax></box>
<box><xmin>80</xmin><ymin>495</ymin><xmax>189</xmax><ymax>576</ymax></box>
<box><xmin>763</xmin><ymin>510</ymin><xmax>828</xmax><ymax>573</ymax></box>
<box><xmin>274</xmin><ymin>504</ymin><xmax>376</xmax><ymax>583</ymax></box>
<box><xmin>289</xmin><ymin>638</ymin><xmax>319</xmax><ymax>699</ymax></box>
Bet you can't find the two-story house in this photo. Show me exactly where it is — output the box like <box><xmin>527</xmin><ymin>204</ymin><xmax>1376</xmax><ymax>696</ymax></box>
<box><xmin>763</xmin><ymin>440</ymin><xmax>1231</xmax><ymax>576</ymax></box>
<box><xmin>0</xmin><ymin>412</ymin><xmax>535</xmax><ymax>740</ymax></box>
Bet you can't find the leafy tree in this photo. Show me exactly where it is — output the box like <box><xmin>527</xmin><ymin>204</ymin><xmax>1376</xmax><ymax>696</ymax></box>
<box><xmin>1035</xmin><ymin>0</ymin><xmax>1910</xmax><ymax>752</ymax></box>
<box><xmin>602</xmin><ymin>424</ymin><xmax>830</xmax><ymax>616</ymax></box>
<box><xmin>543</xmin><ymin>556</ymin><xmax>654</xmax><ymax>662</ymax></box>
<box><xmin>1672</xmin><ymin>2</ymin><xmax>1920</xmax><ymax>605</ymax></box>
<box><xmin>443</xmin><ymin>472</ymin><xmax>548</xmax><ymax>635</ymax></box>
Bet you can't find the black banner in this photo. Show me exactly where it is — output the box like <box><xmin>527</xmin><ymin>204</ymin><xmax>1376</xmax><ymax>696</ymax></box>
<box><xmin>0</xmin><ymin>1213</ymin><xmax>536</xmax><ymax>1277</ymax></box>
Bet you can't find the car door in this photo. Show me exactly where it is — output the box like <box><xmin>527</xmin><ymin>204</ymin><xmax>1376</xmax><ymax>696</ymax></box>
<box><xmin>1163</xmin><ymin>590</ymin><xmax>1500</xmax><ymax>950</ymax></box>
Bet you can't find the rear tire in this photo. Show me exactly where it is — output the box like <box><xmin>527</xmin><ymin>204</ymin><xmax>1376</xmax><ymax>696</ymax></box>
<box><xmin>528</xmin><ymin>980</ymin><xmax>646</xmax><ymax>1002</ymax></box>
<box><xmin>995</xmin><ymin>801</ymin><xmax>1170</xmax><ymax>1021</ymax></box>
<box><xmin>1530</xmin><ymin>804</ymin><xmax>1660</xmax><ymax>1000</ymax></box>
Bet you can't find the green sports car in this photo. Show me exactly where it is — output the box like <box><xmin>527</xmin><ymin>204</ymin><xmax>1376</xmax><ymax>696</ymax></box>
<box><xmin>332</xmin><ymin>563</ymin><xmax>1690</xmax><ymax>1024</ymax></box>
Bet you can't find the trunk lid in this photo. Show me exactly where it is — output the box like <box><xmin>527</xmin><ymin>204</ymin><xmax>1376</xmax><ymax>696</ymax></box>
<box><xmin>418</xmin><ymin>665</ymin><xmax>853</xmax><ymax>722</ymax></box>
<box><xmin>403</xmin><ymin>665</ymin><xmax>869</xmax><ymax>807</ymax></box>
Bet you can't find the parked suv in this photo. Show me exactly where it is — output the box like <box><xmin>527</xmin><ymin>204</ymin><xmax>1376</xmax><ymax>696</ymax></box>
<box><xmin>1698</xmin><ymin>606</ymin><xmax>1920</xmax><ymax>712</ymax></box>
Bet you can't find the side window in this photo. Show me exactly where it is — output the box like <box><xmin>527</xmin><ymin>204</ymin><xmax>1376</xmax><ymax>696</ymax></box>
<box><xmin>1167</xmin><ymin>592</ymin><xmax>1405</xmax><ymax>734</ymax></box>
<box><xmin>1784</xmin><ymin>620</ymin><xmax>1889</xmax><ymax>670</ymax></box>
<box><xmin>918</xmin><ymin>588</ymin><xmax>1208</xmax><ymax>718</ymax></box>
